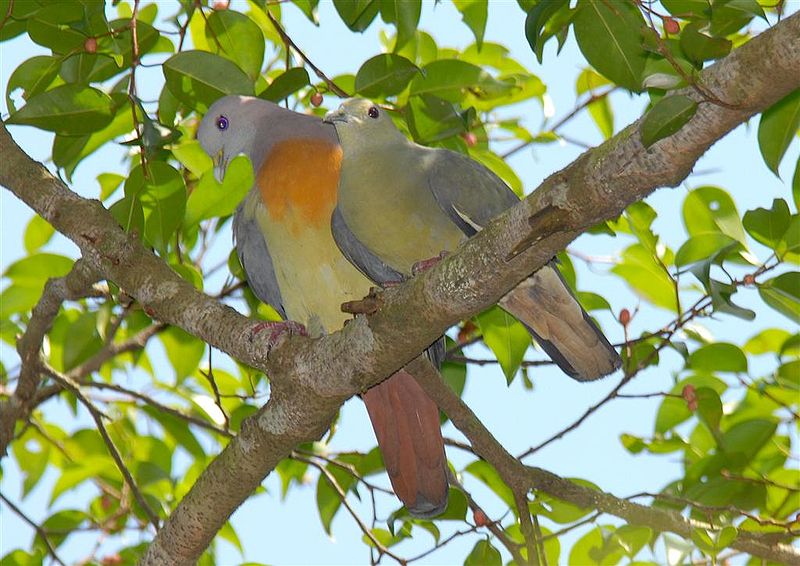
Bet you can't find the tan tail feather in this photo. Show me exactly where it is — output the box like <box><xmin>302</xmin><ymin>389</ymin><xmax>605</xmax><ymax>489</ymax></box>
<box><xmin>500</xmin><ymin>265</ymin><xmax>621</xmax><ymax>381</ymax></box>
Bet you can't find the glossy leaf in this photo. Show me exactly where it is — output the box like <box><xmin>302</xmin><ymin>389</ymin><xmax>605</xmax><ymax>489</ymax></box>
<box><xmin>757</xmin><ymin>90</ymin><xmax>800</xmax><ymax>176</ymax></box>
<box><xmin>573</xmin><ymin>0</ymin><xmax>647</xmax><ymax>92</ymax></box>
<box><xmin>759</xmin><ymin>272</ymin><xmax>800</xmax><ymax>324</ymax></box>
<box><xmin>683</xmin><ymin>186</ymin><xmax>748</xmax><ymax>245</ymax></box>
<box><xmin>162</xmin><ymin>50</ymin><xmax>254</xmax><ymax>111</ymax></box>
<box><xmin>410</xmin><ymin>59</ymin><xmax>510</xmax><ymax>102</ymax></box>
<box><xmin>453</xmin><ymin>0</ymin><xmax>488</xmax><ymax>48</ymax></box>
<box><xmin>679</xmin><ymin>23</ymin><xmax>731</xmax><ymax>64</ymax></box>
<box><xmin>260</xmin><ymin>67</ymin><xmax>310</xmax><ymax>102</ymax></box>
<box><xmin>6</xmin><ymin>84</ymin><xmax>114</xmax><ymax>135</ymax></box>
<box><xmin>185</xmin><ymin>155</ymin><xmax>254</xmax><ymax>226</ymax></box>
<box><xmin>355</xmin><ymin>54</ymin><xmax>419</xmax><ymax>97</ymax></box>
<box><xmin>641</xmin><ymin>95</ymin><xmax>697</xmax><ymax>148</ymax></box>
<box><xmin>743</xmin><ymin>198</ymin><xmax>791</xmax><ymax>251</ymax></box>
<box><xmin>689</xmin><ymin>342</ymin><xmax>748</xmax><ymax>373</ymax></box>
<box><xmin>475</xmin><ymin>306</ymin><xmax>530</xmax><ymax>384</ymax></box>
<box><xmin>5</xmin><ymin>55</ymin><xmax>61</xmax><ymax>112</ymax></box>
<box><xmin>464</xmin><ymin>539</ymin><xmax>501</xmax><ymax>566</ymax></box>
<box><xmin>525</xmin><ymin>0</ymin><xmax>569</xmax><ymax>63</ymax></box>
<box><xmin>381</xmin><ymin>0</ymin><xmax>421</xmax><ymax>51</ymax></box>
<box><xmin>333</xmin><ymin>0</ymin><xmax>380</xmax><ymax>32</ymax></box>
<box><xmin>205</xmin><ymin>9</ymin><xmax>265</xmax><ymax>79</ymax></box>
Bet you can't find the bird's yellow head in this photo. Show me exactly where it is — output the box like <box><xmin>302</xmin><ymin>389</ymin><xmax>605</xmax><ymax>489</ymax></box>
<box><xmin>324</xmin><ymin>98</ymin><xmax>407</xmax><ymax>151</ymax></box>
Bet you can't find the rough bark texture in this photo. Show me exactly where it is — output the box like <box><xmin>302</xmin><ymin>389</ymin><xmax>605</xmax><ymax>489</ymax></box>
<box><xmin>0</xmin><ymin>12</ymin><xmax>798</xmax><ymax>565</ymax></box>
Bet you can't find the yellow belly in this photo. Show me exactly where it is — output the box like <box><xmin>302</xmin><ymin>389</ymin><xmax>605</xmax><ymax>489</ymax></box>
<box><xmin>250</xmin><ymin>137</ymin><xmax>372</xmax><ymax>336</ymax></box>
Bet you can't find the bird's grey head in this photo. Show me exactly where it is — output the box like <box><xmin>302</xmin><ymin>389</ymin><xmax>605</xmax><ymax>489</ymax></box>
<box><xmin>197</xmin><ymin>95</ymin><xmax>275</xmax><ymax>183</ymax></box>
<box><xmin>324</xmin><ymin>98</ymin><xmax>407</xmax><ymax>151</ymax></box>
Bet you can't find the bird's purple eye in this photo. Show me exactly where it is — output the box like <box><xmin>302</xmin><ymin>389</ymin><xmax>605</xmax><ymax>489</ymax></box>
<box><xmin>216</xmin><ymin>115</ymin><xmax>229</xmax><ymax>131</ymax></box>
<box><xmin>368</xmin><ymin>106</ymin><xmax>379</xmax><ymax>119</ymax></box>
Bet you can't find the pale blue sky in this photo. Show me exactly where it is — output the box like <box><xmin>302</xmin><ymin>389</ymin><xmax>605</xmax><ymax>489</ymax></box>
<box><xmin>1</xmin><ymin>2</ymin><xmax>797</xmax><ymax>564</ymax></box>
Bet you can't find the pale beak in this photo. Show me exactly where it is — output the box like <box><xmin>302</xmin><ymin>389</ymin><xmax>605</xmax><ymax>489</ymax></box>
<box><xmin>323</xmin><ymin>109</ymin><xmax>348</xmax><ymax>124</ymax></box>
<box><xmin>212</xmin><ymin>148</ymin><xmax>226</xmax><ymax>184</ymax></box>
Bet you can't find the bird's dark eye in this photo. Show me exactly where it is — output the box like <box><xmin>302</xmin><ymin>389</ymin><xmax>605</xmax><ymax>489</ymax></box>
<box><xmin>367</xmin><ymin>106</ymin><xmax>379</xmax><ymax>119</ymax></box>
<box><xmin>216</xmin><ymin>115</ymin><xmax>229</xmax><ymax>131</ymax></box>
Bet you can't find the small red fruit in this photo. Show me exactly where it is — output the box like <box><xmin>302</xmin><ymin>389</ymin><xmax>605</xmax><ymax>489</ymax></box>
<box><xmin>310</xmin><ymin>92</ymin><xmax>323</xmax><ymax>107</ymax></box>
<box><xmin>84</xmin><ymin>37</ymin><xmax>97</xmax><ymax>53</ymax></box>
<box><xmin>473</xmin><ymin>508</ymin><xmax>489</xmax><ymax>526</ymax></box>
<box><xmin>212</xmin><ymin>0</ymin><xmax>229</xmax><ymax>9</ymax></box>
<box><xmin>742</xmin><ymin>274</ymin><xmax>755</xmax><ymax>286</ymax></box>
<box><xmin>461</xmin><ymin>132</ymin><xmax>478</xmax><ymax>147</ymax></box>
<box><xmin>457</xmin><ymin>320</ymin><xmax>478</xmax><ymax>344</ymax></box>
<box><xmin>663</xmin><ymin>17</ymin><xmax>680</xmax><ymax>35</ymax></box>
<box><xmin>619</xmin><ymin>308</ymin><xmax>631</xmax><ymax>326</ymax></box>
<box><xmin>682</xmin><ymin>384</ymin><xmax>697</xmax><ymax>411</ymax></box>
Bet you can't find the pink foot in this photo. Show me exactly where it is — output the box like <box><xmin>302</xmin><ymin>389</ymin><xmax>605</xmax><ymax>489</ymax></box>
<box><xmin>412</xmin><ymin>251</ymin><xmax>450</xmax><ymax>276</ymax></box>
<box><xmin>250</xmin><ymin>320</ymin><xmax>308</xmax><ymax>350</ymax></box>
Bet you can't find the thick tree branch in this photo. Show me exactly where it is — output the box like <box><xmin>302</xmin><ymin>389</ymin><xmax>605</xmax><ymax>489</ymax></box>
<box><xmin>0</xmin><ymin>12</ymin><xmax>798</xmax><ymax>564</ymax></box>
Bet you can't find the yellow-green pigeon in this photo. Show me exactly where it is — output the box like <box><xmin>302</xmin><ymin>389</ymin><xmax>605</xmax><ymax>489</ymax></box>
<box><xmin>325</xmin><ymin>98</ymin><xmax>621</xmax><ymax>381</ymax></box>
<box><xmin>197</xmin><ymin>95</ymin><xmax>448</xmax><ymax>518</ymax></box>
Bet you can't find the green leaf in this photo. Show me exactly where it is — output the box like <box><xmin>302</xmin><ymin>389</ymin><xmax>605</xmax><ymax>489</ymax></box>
<box><xmin>185</xmin><ymin>155</ymin><xmax>254</xmax><ymax>226</ymax></box>
<box><xmin>405</xmin><ymin>94</ymin><xmax>469</xmax><ymax>143</ymax></box>
<box><xmin>689</xmin><ymin>342</ymin><xmax>748</xmax><ymax>373</ymax></box>
<box><xmin>465</xmin><ymin>460</ymin><xmax>515</xmax><ymax>508</ymax></box>
<box><xmin>26</xmin><ymin>4</ymin><xmax>87</xmax><ymax>53</ymax></box>
<box><xmin>205</xmin><ymin>9</ymin><xmax>264</xmax><ymax>79</ymax></box>
<box><xmin>315</xmin><ymin>464</ymin><xmax>354</xmax><ymax>535</ymax></box>
<box><xmin>6</xmin><ymin>84</ymin><xmax>114</xmax><ymax>135</ymax></box>
<box><xmin>355</xmin><ymin>54</ymin><xmax>419</xmax><ymax>97</ymax></box>
<box><xmin>333</xmin><ymin>0</ymin><xmax>380</xmax><ymax>32</ymax></box>
<box><xmin>62</xmin><ymin>311</ymin><xmax>102</xmax><ymax>371</ymax></box>
<box><xmin>464</xmin><ymin>539</ymin><xmax>501</xmax><ymax>566</ymax></box>
<box><xmin>675</xmin><ymin>233</ymin><xmax>738</xmax><ymax>266</ymax></box>
<box><xmin>410</xmin><ymin>59</ymin><xmax>509</xmax><ymax>102</ymax></box>
<box><xmin>641</xmin><ymin>95</ymin><xmax>697</xmax><ymax>148</ymax></box>
<box><xmin>475</xmin><ymin>306</ymin><xmax>530</xmax><ymax>383</ymax></box>
<box><xmin>611</xmin><ymin>244</ymin><xmax>677</xmax><ymax>311</ymax></box>
<box><xmin>453</xmin><ymin>0</ymin><xmax>488</xmax><ymax>48</ymax></box>
<box><xmin>679</xmin><ymin>22</ymin><xmax>732</xmax><ymax>64</ymax></box>
<box><xmin>160</xmin><ymin>326</ymin><xmax>206</xmax><ymax>381</ymax></box>
<box><xmin>758</xmin><ymin>90</ymin><xmax>800</xmax><ymax>176</ymax></box>
<box><xmin>260</xmin><ymin>67</ymin><xmax>310</xmax><ymax>102</ymax></box>
<box><xmin>5</xmin><ymin>55</ymin><xmax>61</xmax><ymax>112</ymax></box>
<box><xmin>710</xmin><ymin>0</ymin><xmax>765</xmax><ymax>36</ymax></box>
<box><xmin>162</xmin><ymin>50</ymin><xmax>254</xmax><ymax>112</ymax></box>
<box><xmin>525</xmin><ymin>0</ymin><xmax>569</xmax><ymax>63</ymax></box>
<box><xmin>743</xmin><ymin>328</ymin><xmax>790</xmax><ymax>355</ymax></box>
<box><xmin>662</xmin><ymin>0</ymin><xmax>710</xmax><ymax>18</ymax></box>
<box><xmin>573</xmin><ymin>0</ymin><xmax>647</xmax><ymax>92</ymax></box>
<box><xmin>655</xmin><ymin>374</ymin><xmax>727</xmax><ymax>433</ymax></box>
<box><xmin>381</xmin><ymin>0</ymin><xmax>421</xmax><ymax>51</ymax></box>
<box><xmin>793</xmin><ymin>156</ymin><xmax>800</xmax><ymax>210</ymax></box>
<box><xmin>123</xmin><ymin>162</ymin><xmax>186</xmax><ymax>253</ymax></box>
<box><xmin>292</xmin><ymin>0</ymin><xmax>320</xmax><ymax>24</ymax></box>
<box><xmin>743</xmin><ymin>198</ymin><xmax>791</xmax><ymax>250</ymax></box>
<box><xmin>695</xmin><ymin>386</ymin><xmax>723</xmax><ymax>432</ymax></box>
<box><xmin>759</xmin><ymin>272</ymin><xmax>800</xmax><ymax>324</ymax></box>
<box><xmin>683</xmin><ymin>186</ymin><xmax>748</xmax><ymax>245</ymax></box>
<box><xmin>615</xmin><ymin>525</ymin><xmax>652</xmax><ymax>557</ymax></box>
<box><xmin>722</xmin><ymin>419</ymin><xmax>777</xmax><ymax>462</ymax></box>
<box><xmin>23</xmin><ymin>215</ymin><xmax>55</xmax><ymax>254</ymax></box>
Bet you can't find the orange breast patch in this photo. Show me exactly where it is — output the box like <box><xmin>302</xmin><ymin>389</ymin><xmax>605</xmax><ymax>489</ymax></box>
<box><xmin>257</xmin><ymin>138</ymin><xmax>342</xmax><ymax>231</ymax></box>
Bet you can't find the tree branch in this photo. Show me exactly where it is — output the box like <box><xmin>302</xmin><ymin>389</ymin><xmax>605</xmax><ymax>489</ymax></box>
<box><xmin>0</xmin><ymin>12</ymin><xmax>798</xmax><ymax>564</ymax></box>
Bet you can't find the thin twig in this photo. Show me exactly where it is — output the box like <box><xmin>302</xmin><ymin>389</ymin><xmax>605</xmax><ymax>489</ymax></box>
<box><xmin>0</xmin><ymin>492</ymin><xmax>68</xmax><ymax>566</ymax></box>
<box><xmin>43</xmin><ymin>366</ymin><xmax>161</xmax><ymax>531</ymax></box>
<box><xmin>264</xmin><ymin>10</ymin><xmax>350</xmax><ymax>97</ymax></box>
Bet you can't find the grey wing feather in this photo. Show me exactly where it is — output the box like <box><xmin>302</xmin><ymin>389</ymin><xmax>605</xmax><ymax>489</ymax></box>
<box><xmin>331</xmin><ymin>206</ymin><xmax>404</xmax><ymax>284</ymax></box>
<box><xmin>233</xmin><ymin>203</ymin><xmax>286</xmax><ymax>319</ymax></box>
<box><xmin>427</xmin><ymin>149</ymin><xmax>520</xmax><ymax>236</ymax></box>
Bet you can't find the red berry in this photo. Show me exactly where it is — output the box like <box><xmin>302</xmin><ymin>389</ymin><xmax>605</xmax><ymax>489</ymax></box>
<box><xmin>743</xmin><ymin>274</ymin><xmax>755</xmax><ymax>286</ymax></box>
<box><xmin>457</xmin><ymin>320</ymin><xmax>478</xmax><ymax>344</ymax></box>
<box><xmin>212</xmin><ymin>0</ymin><xmax>229</xmax><ymax>9</ymax></box>
<box><xmin>310</xmin><ymin>92</ymin><xmax>324</xmax><ymax>107</ymax></box>
<box><xmin>473</xmin><ymin>509</ymin><xmax>489</xmax><ymax>526</ymax></box>
<box><xmin>461</xmin><ymin>132</ymin><xmax>478</xmax><ymax>147</ymax></box>
<box><xmin>619</xmin><ymin>308</ymin><xmax>631</xmax><ymax>326</ymax></box>
<box><xmin>682</xmin><ymin>384</ymin><xmax>697</xmax><ymax>411</ymax></box>
<box><xmin>84</xmin><ymin>37</ymin><xmax>97</xmax><ymax>53</ymax></box>
<box><xmin>663</xmin><ymin>17</ymin><xmax>680</xmax><ymax>35</ymax></box>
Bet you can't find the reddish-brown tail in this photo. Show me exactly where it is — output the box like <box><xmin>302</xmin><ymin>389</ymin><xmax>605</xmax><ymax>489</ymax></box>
<box><xmin>362</xmin><ymin>369</ymin><xmax>449</xmax><ymax>518</ymax></box>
